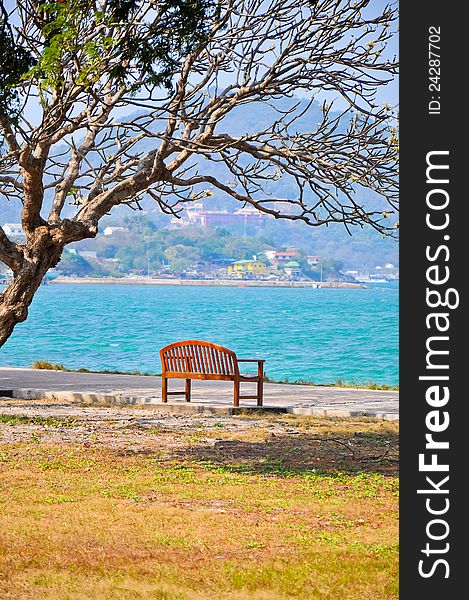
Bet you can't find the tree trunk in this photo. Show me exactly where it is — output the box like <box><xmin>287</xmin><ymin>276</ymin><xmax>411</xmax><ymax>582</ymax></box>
<box><xmin>0</xmin><ymin>230</ymin><xmax>63</xmax><ymax>347</ymax></box>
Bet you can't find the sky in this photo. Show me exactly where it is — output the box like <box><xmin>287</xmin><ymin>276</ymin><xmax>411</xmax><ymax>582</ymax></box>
<box><xmin>5</xmin><ymin>0</ymin><xmax>398</xmax><ymax>127</ymax></box>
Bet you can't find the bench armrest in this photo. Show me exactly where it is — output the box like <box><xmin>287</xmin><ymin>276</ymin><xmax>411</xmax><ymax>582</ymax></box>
<box><xmin>237</xmin><ymin>359</ymin><xmax>265</xmax><ymax>363</ymax></box>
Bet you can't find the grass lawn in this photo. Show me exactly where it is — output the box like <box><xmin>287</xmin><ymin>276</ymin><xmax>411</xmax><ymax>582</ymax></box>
<box><xmin>0</xmin><ymin>401</ymin><xmax>399</xmax><ymax>599</ymax></box>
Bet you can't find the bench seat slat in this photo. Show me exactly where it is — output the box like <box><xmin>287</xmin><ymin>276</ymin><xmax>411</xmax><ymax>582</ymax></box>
<box><xmin>177</xmin><ymin>346</ymin><xmax>184</xmax><ymax>372</ymax></box>
<box><xmin>191</xmin><ymin>344</ymin><xmax>199</xmax><ymax>373</ymax></box>
<box><xmin>206</xmin><ymin>346</ymin><xmax>214</xmax><ymax>373</ymax></box>
<box><xmin>207</xmin><ymin>346</ymin><xmax>214</xmax><ymax>374</ymax></box>
<box><xmin>196</xmin><ymin>345</ymin><xmax>204</xmax><ymax>373</ymax></box>
<box><xmin>202</xmin><ymin>346</ymin><xmax>210</xmax><ymax>375</ymax></box>
<box><xmin>210</xmin><ymin>347</ymin><xmax>218</xmax><ymax>374</ymax></box>
<box><xmin>213</xmin><ymin>349</ymin><xmax>221</xmax><ymax>375</ymax></box>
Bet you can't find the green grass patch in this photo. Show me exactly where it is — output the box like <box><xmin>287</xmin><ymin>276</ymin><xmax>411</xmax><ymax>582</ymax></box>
<box><xmin>31</xmin><ymin>360</ymin><xmax>159</xmax><ymax>376</ymax></box>
<box><xmin>31</xmin><ymin>360</ymin><xmax>66</xmax><ymax>371</ymax></box>
<box><xmin>264</xmin><ymin>374</ymin><xmax>398</xmax><ymax>390</ymax></box>
<box><xmin>0</xmin><ymin>414</ymin><xmax>78</xmax><ymax>427</ymax></box>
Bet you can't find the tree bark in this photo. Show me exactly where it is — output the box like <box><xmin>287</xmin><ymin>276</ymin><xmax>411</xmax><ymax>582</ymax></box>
<box><xmin>0</xmin><ymin>229</ymin><xmax>64</xmax><ymax>347</ymax></box>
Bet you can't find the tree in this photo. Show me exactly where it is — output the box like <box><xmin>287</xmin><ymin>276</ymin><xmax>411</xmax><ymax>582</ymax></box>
<box><xmin>0</xmin><ymin>0</ymin><xmax>398</xmax><ymax>346</ymax></box>
<box><xmin>56</xmin><ymin>249</ymin><xmax>94</xmax><ymax>276</ymax></box>
<box><xmin>164</xmin><ymin>244</ymin><xmax>200</xmax><ymax>273</ymax></box>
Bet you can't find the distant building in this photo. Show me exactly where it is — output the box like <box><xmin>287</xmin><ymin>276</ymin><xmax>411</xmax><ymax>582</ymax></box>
<box><xmin>198</xmin><ymin>258</ymin><xmax>234</xmax><ymax>268</ymax></box>
<box><xmin>284</xmin><ymin>260</ymin><xmax>302</xmax><ymax>278</ymax></box>
<box><xmin>274</xmin><ymin>250</ymin><xmax>300</xmax><ymax>264</ymax></box>
<box><xmin>0</xmin><ymin>266</ymin><xmax>13</xmax><ymax>280</ymax></box>
<box><xmin>228</xmin><ymin>259</ymin><xmax>267</xmax><ymax>278</ymax></box>
<box><xmin>2</xmin><ymin>223</ymin><xmax>23</xmax><ymax>237</ymax></box>
<box><xmin>178</xmin><ymin>205</ymin><xmax>268</xmax><ymax>228</ymax></box>
<box><xmin>103</xmin><ymin>226</ymin><xmax>128</xmax><ymax>236</ymax></box>
<box><xmin>69</xmin><ymin>248</ymin><xmax>97</xmax><ymax>260</ymax></box>
<box><xmin>261</xmin><ymin>250</ymin><xmax>277</xmax><ymax>263</ymax></box>
<box><xmin>306</xmin><ymin>255</ymin><xmax>320</xmax><ymax>266</ymax></box>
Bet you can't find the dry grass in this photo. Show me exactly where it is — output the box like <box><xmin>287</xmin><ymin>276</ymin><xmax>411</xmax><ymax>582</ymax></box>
<box><xmin>0</xmin><ymin>402</ymin><xmax>398</xmax><ymax>599</ymax></box>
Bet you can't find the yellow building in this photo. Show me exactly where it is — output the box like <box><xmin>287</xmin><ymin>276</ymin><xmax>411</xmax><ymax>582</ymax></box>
<box><xmin>228</xmin><ymin>260</ymin><xmax>267</xmax><ymax>278</ymax></box>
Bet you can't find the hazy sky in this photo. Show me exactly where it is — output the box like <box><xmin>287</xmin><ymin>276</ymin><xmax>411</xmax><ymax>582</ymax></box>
<box><xmin>8</xmin><ymin>0</ymin><xmax>398</xmax><ymax>125</ymax></box>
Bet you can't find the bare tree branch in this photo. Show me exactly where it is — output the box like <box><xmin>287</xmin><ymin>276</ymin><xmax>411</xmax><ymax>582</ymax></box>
<box><xmin>0</xmin><ymin>227</ymin><xmax>23</xmax><ymax>273</ymax></box>
<box><xmin>0</xmin><ymin>0</ymin><xmax>399</xmax><ymax>345</ymax></box>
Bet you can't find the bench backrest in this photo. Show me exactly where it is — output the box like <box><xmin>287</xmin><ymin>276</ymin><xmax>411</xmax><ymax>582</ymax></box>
<box><xmin>160</xmin><ymin>340</ymin><xmax>239</xmax><ymax>377</ymax></box>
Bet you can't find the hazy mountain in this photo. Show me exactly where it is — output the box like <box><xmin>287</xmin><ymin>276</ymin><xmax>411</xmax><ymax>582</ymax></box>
<box><xmin>1</xmin><ymin>97</ymin><xmax>398</xmax><ymax>267</ymax></box>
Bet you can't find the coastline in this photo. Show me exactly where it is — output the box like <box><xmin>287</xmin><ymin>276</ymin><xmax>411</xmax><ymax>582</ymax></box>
<box><xmin>49</xmin><ymin>277</ymin><xmax>367</xmax><ymax>288</ymax></box>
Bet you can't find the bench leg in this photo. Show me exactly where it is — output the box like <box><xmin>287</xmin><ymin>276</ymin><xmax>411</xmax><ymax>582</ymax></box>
<box><xmin>185</xmin><ymin>379</ymin><xmax>191</xmax><ymax>402</ymax></box>
<box><xmin>162</xmin><ymin>376</ymin><xmax>168</xmax><ymax>403</ymax></box>
<box><xmin>233</xmin><ymin>379</ymin><xmax>240</xmax><ymax>407</ymax></box>
<box><xmin>257</xmin><ymin>363</ymin><xmax>264</xmax><ymax>407</ymax></box>
<box><xmin>257</xmin><ymin>379</ymin><xmax>263</xmax><ymax>407</ymax></box>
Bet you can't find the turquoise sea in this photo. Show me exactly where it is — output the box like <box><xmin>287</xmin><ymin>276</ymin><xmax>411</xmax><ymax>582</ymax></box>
<box><xmin>0</xmin><ymin>283</ymin><xmax>399</xmax><ymax>385</ymax></box>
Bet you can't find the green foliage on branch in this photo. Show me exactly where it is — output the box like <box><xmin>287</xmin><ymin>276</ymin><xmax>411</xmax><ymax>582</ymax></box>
<box><xmin>21</xmin><ymin>0</ymin><xmax>214</xmax><ymax>92</ymax></box>
<box><xmin>0</xmin><ymin>5</ymin><xmax>35</xmax><ymax>114</ymax></box>
<box><xmin>106</xmin><ymin>0</ymin><xmax>215</xmax><ymax>89</ymax></box>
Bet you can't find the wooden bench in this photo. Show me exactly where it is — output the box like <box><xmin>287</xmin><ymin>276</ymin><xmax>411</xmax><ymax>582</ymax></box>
<box><xmin>160</xmin><ymin>340</ymin><xmax>265</xmax><ymax>407</ymax></box>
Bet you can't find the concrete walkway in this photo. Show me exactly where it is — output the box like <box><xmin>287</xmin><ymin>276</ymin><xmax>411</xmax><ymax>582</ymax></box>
<box><xmin>0</xmin><ymin>367</ymin><xmax>399</xmax><ymax>420</ymax></box>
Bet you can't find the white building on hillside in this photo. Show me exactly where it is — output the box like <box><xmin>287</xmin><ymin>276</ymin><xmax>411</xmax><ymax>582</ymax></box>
<box><xmin>2</xmin><ymin>223</ymin><xmax>23</xmax><ymax>237</ymax></box>
<box><xmin>103</xmin><ymin>226</ymin><xmax>128</xmax><ymax>236</ymax></box>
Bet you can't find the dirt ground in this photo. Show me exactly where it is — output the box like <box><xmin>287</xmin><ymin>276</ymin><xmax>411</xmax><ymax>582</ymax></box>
<box><xmin>0</xmin><ymin>397</ymin><xmax>399</xmax><ymax>599</ymax></box>
<box><xmin>0</xmin><ymin>397</ymin><xmax>399</xmax><ymax>475</ymax></box>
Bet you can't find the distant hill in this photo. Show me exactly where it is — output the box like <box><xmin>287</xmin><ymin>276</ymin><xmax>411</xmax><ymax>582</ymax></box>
<box><xmin>1</xmin><ymin>97</ymin><xmax>398</xmax><ymax>268</ymax></box>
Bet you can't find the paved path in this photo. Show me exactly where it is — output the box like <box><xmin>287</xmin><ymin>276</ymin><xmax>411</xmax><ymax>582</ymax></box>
<box><xmin>0</xmin><ymin>367</ymin><xmax>399</xmax><ymax>420</ymax></box>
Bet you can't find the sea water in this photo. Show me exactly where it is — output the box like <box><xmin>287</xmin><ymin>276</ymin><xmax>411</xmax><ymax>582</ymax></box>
<box><xmin>0</xmin><ymin>282</ymin><xmax>398</xmax><ymax>385</ymax></box>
